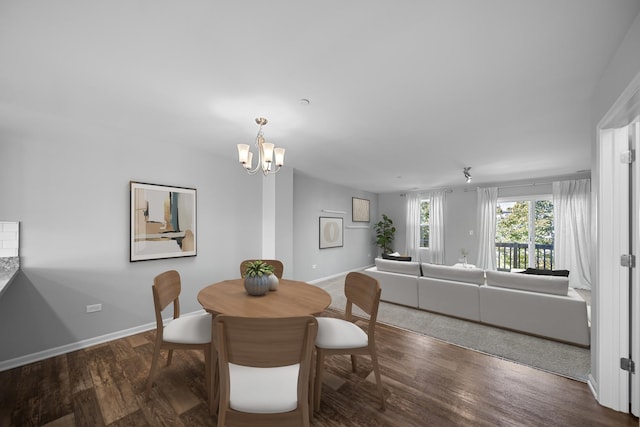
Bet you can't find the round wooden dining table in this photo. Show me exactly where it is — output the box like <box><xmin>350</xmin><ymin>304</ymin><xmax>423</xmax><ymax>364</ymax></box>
<box><xmin>197</xmin><ymin>278</ymin><xmax>332</xmax><ymax>318</ymax></box>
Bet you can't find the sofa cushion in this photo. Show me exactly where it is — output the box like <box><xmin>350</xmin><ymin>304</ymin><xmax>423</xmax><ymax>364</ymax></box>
<box><xmin>485</xmin><ymin>270</ymin><xmax>569</xmax><ymax>296</ymax></box>
<box><xmin>519</xmin><ymin>268</ymin><xmax>570</xmax><ymax>277</ymax></box>
<box><xmin>364</xmin><ymin>267</ymin><xmax>419</xmax><ymax>307</ymax></box>
<box><xmin>478</xmin><ymin>284</ymin><xmax>589</xmax><ymax>346</ymax></box>
<box><xmin>374</xmin><ymin>258</ymin><xmax>421</xmax><ymax>275</ymax></box>
<box><xmin>382</xmin><ymin>253</ymin><xmax>412</xmax><ymax>261</ymax></box>
<box><xmin>417</xmin><ymin>276</ymin><xmax>481</xmax><ymax>321</ymax></box>
<box><xmin>421</xmin><ymin>263</ymin><xmax>485</xmax><ymax>285</ymax></box>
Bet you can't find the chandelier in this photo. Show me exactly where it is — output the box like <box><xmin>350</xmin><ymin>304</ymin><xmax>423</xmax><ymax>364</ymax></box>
<box><xmin>237</xmin><ymin>117</ymin><xmax>285</xmax><ymax>175</ymax></box>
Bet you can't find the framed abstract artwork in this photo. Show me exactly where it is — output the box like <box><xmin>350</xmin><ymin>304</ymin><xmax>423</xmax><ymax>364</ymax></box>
<box><xmin>130</xmin><ymin>181</ymin><xmax>197</xmax><ymax>261</ymax></box>
<box><xmin>352</xmin><ymin>197</ymin><xmax>370</xmax><ymax>222</ymax></box>
<box><xmin>319</xmin><ymin>216</ymin><xmax>343</xmax><ymax>249</ymax></box>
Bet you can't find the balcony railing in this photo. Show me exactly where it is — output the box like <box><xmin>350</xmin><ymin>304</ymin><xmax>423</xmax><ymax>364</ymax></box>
<box><xmin>495</xmin><ymin>242</ymin><xmax>554</xmax><ymax>272</ymax></box>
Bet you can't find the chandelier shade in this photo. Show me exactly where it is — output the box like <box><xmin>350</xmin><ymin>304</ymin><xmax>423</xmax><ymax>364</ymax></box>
<box><xmin>237</xmin><ymin>117</ymin><xmax>285</xmax><ymax>175</ymax></box>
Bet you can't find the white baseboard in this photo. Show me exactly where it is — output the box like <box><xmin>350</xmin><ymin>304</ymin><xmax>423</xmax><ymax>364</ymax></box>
<box><xmin>588</xmin><ymin>374</ymin><xmax>599</xmax><ymax>401</ymax></box>
<box><xmin>307</xmin><ymin>264</ymin><xmax>374</xmax><ymax>285</ymax></box>
<box><xmin>0</xmin><ymin>309</ymin><xmax>207</xmax><ymax>372</ymax></box>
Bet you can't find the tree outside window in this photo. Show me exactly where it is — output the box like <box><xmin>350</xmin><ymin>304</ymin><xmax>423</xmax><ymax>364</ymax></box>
<box><xmin>495</xmin><ymin>199</ymin><xmax>554</xmax><ymax>270</ymax></box>
<box><xmin>420</xmin><ymin>200</ymin><xmax>430</xmax><ymax>247</ymax></box>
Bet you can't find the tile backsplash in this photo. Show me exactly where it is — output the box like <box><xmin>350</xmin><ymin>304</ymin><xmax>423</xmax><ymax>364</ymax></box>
<box><xmin>0</xmin><ymin>221</ymin><xmax>19</xmax><ymax>257</ymax></box>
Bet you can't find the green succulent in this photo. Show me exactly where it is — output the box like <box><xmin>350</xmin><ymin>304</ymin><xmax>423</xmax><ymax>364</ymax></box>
<box><xmin>243</xmin><ymin>260</ymin><xmax>275</xmax><ymax>278</ymax></box>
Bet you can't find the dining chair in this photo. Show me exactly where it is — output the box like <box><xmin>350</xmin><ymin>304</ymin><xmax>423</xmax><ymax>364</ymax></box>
<box><xmin>240</xmin><ymin>259</ymin><xmax>284</xmax><ymax>279</ymax></box>
<box><xmin>212</xmin><ymin>315</ymin><xmax>318</xmax><ymax>427</ymax></box>
<box><xmin>314</xmin><ymin>271</ymin><xmax>386</xmax><ymax>411</ymax></box>
<box><xmin>145</xmin><ymin>270</ymin><xmax>213</xmax><ymax>399</ymax></box>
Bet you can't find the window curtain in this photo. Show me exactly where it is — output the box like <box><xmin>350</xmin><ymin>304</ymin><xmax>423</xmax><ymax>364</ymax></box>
<box><xmin>429</xmin><ymin>191</ymin><xmax>446</xmax><ymax>264</ymax></box>
<box><xmin>476</xmin><ymin>187</ymin><xmax>498</xmax><ymax>270</ymax></box>
<box><xmin>405</xmin><ymin>192</ymin><xmax>422</xmax><ymax>261</ymax></box>
<box><xmin>553</xmin><ymin>179</ymin><xmax>591</xmax><ymax>290</ymax></box>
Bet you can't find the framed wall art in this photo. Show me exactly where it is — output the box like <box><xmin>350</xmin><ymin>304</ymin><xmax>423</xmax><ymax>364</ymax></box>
<box><xmin>130</xmin><ymin>181</ymin><xmax>197</xmax><ymax>261</ymax></box>
<box><xmin>352</xmin><ymin>197</ymin><xmax>370</xmax><ymax>222</ymax></box>
<box><xmin>319</xmin><ymin>216</ymin><xmax>343</xmax><ymax>249</ymax></box>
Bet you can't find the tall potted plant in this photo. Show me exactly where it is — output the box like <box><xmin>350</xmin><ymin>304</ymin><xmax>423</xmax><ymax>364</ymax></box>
<box><xmin>375</xmin><ymin>214</ymin><xmax>396</xmax><ymax>255</ymax></box>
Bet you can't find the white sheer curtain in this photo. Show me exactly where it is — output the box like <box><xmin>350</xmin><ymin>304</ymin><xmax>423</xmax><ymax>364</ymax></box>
<box><xmin>553</xmin><ymin>179</ymin><xmax>591</xmax><ymax>290</ymax></box>
<box><xmin>429</xmin><ymin>191</ymin><xmax>446</xmax><ymax>264</ymax></box>
<box><xmin>476</xmin><ymin>187</ymin><xmax>498</xmax><ymax>270</ymax></box>
<box><xmin>405</xmin><ymin>192</ymin><xmax>422</xmax><ymax>261</ymax></box>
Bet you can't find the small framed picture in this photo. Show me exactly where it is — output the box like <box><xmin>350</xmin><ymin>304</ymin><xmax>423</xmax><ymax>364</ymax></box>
<box><xmin>352</xmin><ymin>197</ymin><xmax>370</xmax><ymax>222</ymax></box>
<box><xmin>130</xmin><ymin>181</ymin><xmax>197</xmax><ymax>261</ymax></box>
<box><xmin>319</xmin><ymin>217</ymin><xmax>344</xmax><ymax>249</ymax></box>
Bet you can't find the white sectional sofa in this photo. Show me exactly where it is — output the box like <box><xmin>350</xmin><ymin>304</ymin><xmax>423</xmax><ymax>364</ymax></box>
<box><xmin>363</xmin><ymin>258</ymin><xmax>590</xmax><ymax>347</ymax></box>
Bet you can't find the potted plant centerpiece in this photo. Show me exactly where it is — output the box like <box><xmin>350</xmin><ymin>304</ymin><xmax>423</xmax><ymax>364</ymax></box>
<box><xmin>242</xmin><ymin>260</ymin><xmax>276</xmax><ymax>296</ymax></box>
<box><xmin>374</xmin><ymin>213</ymin><xmax>396</xmax><ymax>255</ymax></box>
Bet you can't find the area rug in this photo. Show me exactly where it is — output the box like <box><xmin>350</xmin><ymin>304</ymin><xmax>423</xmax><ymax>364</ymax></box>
<box><xmin>312</xmin><ymin>273</ymin><xmax>591</xmax><ymax>382</ymax></box>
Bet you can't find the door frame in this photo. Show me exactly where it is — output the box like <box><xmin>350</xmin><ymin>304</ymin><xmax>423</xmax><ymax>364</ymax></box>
<box><xmin>595</xmin><ymin>71</ymin><xmax>640</xmax><ymax>413</ymax></box>
<box><xmin>630</xmin><ymin>120</ymin><xmax>639</xmax><ymax>417</ymax></box>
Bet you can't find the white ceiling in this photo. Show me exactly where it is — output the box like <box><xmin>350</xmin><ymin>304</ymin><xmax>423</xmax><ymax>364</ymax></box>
<box><xmin>1</xmin><ymin>1</ymin><xmax>639</xmax><ymax>193</ymax></box>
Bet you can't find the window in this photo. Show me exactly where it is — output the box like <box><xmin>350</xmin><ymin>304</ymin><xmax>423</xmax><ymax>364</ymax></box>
<box><xmin>495</xmin><ymin>197</ymin><xmax>554</xmax><ymax>271</ymax></box>
<box><xmin>420</xmin><ymin>200</ymin><xmax>430</xmax><ymax>247</ymax></box>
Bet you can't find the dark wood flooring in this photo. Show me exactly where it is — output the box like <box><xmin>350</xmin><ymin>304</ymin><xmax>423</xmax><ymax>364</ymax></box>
<box><xmin>0</xmin><ymin>310</ymin><xmax>636</xmax><ymax>427</ymax></box>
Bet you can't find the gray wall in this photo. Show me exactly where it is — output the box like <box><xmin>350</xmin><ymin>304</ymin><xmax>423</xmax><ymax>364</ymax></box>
<box><xmin>377</xmin><ymin>193</ymin><xmax>406</xmax><ymax>257</ymax></box>
<box><xmin>292</xmin><ymin>171</ymin><xmax>378</xmax><ymax>282</ymax></box>
<box><xmin>592</xmin><ymin>11</ymin><xmax>640</xmax><ymax>124</ymax></box>
<box><xmin>379</xmin><ymin>189</ymin><xmax>479</xmax><ymax>266</ymax></box>
<box><xmin>0</xmin><ymin>127</ymin><xmax>263</xmax><ymax>362</ymax></box>
<box><xmin>275</xmin><ymin>168</ymin><xmax>294</xmax><ymax>278</ymax></box>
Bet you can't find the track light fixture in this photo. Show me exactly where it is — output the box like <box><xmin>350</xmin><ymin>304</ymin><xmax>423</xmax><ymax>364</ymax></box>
<box><xmin>463</xmin><ymin>167</ymin><xmax>472</xmax><ymax>183</ymax></box>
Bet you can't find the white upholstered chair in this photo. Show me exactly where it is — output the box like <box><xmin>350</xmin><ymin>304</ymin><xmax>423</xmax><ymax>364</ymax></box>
<box><xmin>145</xmin><ymin>270</ymin><xmax>212</xmax><ymax>398</ymax></box>
<box><xmin>212</xmin><ymin>315</ymin><xmax>317</xmax><ymax>427</ymax></box>
<box><xmin>314</xmin><ymin>271</ymin><xmax>386</xmax><ymax>411</ymax></box>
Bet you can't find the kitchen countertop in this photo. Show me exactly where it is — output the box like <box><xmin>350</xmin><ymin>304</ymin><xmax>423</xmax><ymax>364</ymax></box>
<box><xmin>0</xmin><ymin>267</ymin><xmax>18</xmax><ymax>299</ymax></box>
<box><xmin>0</xmin><ymin>257</ymin><xmax>19</xmax><ymax>299</ymax></box>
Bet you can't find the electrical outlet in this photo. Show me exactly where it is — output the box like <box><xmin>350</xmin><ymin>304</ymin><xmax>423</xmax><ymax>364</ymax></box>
<box><xmin>311</xmin><ymin>264</ymin><xmax>317</xmax><ymax>269</ymax></box>
<box><xmin>86</xmin><ymin>304</ymin><xmax>102</xmax><ymax>313</ymax></box>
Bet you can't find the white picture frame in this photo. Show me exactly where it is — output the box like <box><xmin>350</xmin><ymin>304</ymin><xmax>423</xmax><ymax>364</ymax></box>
<box><xmin>352</xmin><ymin>197</ymin><xmax>370</xmax><ymax>222</ymax></box>
<box><xmin>319</xmin><ymin>216</ymin><xmax>343</xmax><ymax>249</ymax></box>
